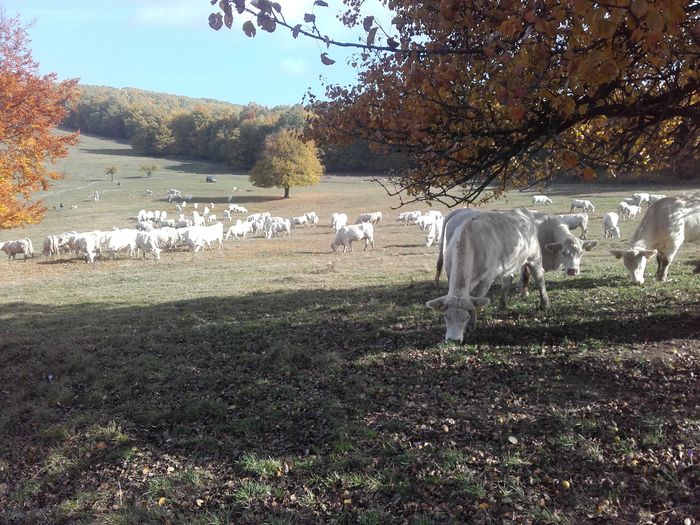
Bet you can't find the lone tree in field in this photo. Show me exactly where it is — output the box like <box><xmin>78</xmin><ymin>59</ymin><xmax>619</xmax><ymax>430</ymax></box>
<box><xmin>0</xmin><ymin>16</ymin><xmax>79</xmax><ymax>228</ymax></box>
<box><xmin>250</xmin><ymin>129</ymin><xmax>323</xmax><ymax>198</ymax></box>
<box><xmin>105</xmin><ymin>165</ymin><xmax>118</xmax><ymax>182</ymax></box>
<box><xmin>209</xmin><ymin>0</ymin><xmax>699</xmax><ymax>206</ymax></box>
<box><xmin>140</xmin><ymin>163</ymin><xmax>160</xmax><ymax>178</ymax></box>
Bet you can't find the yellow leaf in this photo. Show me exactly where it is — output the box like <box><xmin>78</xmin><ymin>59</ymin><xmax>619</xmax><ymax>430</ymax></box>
<box><xmin>158</xmin><ymin>497</ymin><xmax>167</xmax><ymax>506</ymax></box>
<box><xmin>142</xmin><ymin>467</ymin><xmax>150</xmax><ymax>475</ymax></box>
<box><xmin>196</xmin><ymin>498</ymin><xmax>204</xmax><ymax>507</ymax></box>
<box><xmin>479</xmin><ymin>502</ymin><xmax>490</xmax><ymax>510</ymax></box>
<box><xmin>583</xmin><ymin>166</ymin><xmax>596</xmax><ymax>181</ymax></box>
<box><xmin>645</xmin><ymin>8</ymin><xmax>665</xmax><ymax>32</ymax></box>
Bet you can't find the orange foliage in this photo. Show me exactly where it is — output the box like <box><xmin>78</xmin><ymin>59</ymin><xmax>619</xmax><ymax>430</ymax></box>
<box><xmin>0</xmin><ymin>16</ymin><xmax>79</xmax><ymax>228</ymax></box>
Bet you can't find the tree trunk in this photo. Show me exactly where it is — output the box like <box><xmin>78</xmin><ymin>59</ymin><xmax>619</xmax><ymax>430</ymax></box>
<box><xmin>283</xmin><ymin>186</ymin><xmax>290</xmax><ymax>199</ymax></box>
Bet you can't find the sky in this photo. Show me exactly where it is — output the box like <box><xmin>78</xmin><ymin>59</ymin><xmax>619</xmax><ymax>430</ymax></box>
<box><xmin>2</xmin><ymin>0</ymin><xmax>380</xmax><ymax>107</ymax></box>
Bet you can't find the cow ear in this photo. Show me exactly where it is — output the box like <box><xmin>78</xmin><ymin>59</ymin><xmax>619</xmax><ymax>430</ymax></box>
<box><xmin>545</xmin><ymin>242</ymin><xmax>562</xmax><ymax>253</ymax></box>
<box><xmin>583</xmin><ymin>240</ymin><xmax>598</xmax><ymax>251</ymax></box>
<box><xmin>472</xmin><ymin>297</ymin><xmax>490</xmax><ymax>309</ymax></box>
<box><xmin>426</xmin><ymin>296</ymin><xmax>448</xmax><ymax>311</ymax></box>
<box><xmin>610</xmin><ymin>249</ymin><xmax>625</xmax><ymax>259</ymax></box>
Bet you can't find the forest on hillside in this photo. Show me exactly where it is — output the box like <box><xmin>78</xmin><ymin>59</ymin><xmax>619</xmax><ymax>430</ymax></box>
<box><xmin>62</xmin><ymin>85</ymin><xmax>407</xmax><ymax>173</ymax></box>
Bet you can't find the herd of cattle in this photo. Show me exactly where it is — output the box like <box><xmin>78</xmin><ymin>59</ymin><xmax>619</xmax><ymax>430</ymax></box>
<box><xmin>2</xmin><ymin>188</ymin><xmax>699</xmax><ymax>341</ymax></box>
<box><xmin>427</xmin><ymin>191</ymin><xmax>700</xmax><ymax>342</ymax></box>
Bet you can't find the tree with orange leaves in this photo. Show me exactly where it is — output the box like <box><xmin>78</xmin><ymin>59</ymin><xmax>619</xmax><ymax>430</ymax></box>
<box><xmin>0</xmin><ymin>16</ymin><xmax>79</xmax><ymax>228</ymax></box>
<box><xmin>209</xmin><ymin>0</ymin><xmax>699</xmax><ymax>206</ymax></box>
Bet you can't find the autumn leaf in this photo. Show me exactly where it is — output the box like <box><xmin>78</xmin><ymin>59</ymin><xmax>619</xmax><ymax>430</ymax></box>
<box><xmin>363</xmin><ymin>16</ymin><xmax>374</xmax><ymax>32</ymax></box>
<box><xmin>314</xmin><ymin>0</ymin><xmax>329</xmax><ymax>6</ymax></box>
<box><xmin>509</xmin><ymin>105</ymin><xmax>525</xmax><ymax>121</ymax></box>
<box><xmin>304</xmin><ymin>13</ymin><xmax>316</xmax><ymax>24</ymax></box>
<box><xmin>320</xmin><ymin>52</ymin><xmax>335</xmax><ymax>65</ymax></box>
<box><xmin>208</xmin><ymin>13</ymin><xmax>223</xmax><ymax>30</ymax></box>
<box><xmin>242</xmin><ymin>20</ymin><xmax>256</xmax><ymax>37</ymax></box>
<box><xmin>224</xmin><ymin>14</ymin><xmax>233</xmax><ymax>29</ymax></box>
<box><xmin>582</xmin><ymin>166</ymin><xmax>597</xmax><ymax>181</ymax></box>
<box><xmin>630</xmin><ymin>0</ymin><xmax>649</xmax><ymax>18</ymax></box>
<box><xmin>387</xmin><ymin>37</ymin><xmax>399</xmax><ymax>49</ymax></box>
<box><xmin>292</xmin><ymin>24</ymin><xmax>301</xmax><ymax>38</ymax></box>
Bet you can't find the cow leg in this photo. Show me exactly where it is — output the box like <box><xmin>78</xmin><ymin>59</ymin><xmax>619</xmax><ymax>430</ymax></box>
<box><xmin>580</xmin><ymin>227</ymin><xmax>587</xmax><ymax>240</ymax></box>
<box><xmin>499</xmin><ymin>275</ymin><xmax>513</xmax><ymax>310</ymax></box>
<box><xmin>527</xmin><ymin>261</ymin><xmax>549</xmax><ymax>309</ymax></box>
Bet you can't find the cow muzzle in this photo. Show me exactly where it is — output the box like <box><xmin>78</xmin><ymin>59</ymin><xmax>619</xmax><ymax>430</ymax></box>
<box><xmin>566</xmin><ymin>268</ymin><xmax>579</xmax><ymax>276</ymax></box>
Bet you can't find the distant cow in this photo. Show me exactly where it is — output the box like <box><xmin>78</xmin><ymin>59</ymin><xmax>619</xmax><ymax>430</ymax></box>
<box><xmin>1</xmin><ymin>238</ymin><xmax>35</xmax><ymax>260</ymax></box>
<box><xmin>611</xmin><ymin>193</ymin><xmax>700</xmax><ymax>284</ymax></box>
<box><xmin>557</xmin><ymin>213</ymin><xmax>589</xmax><ymax>239</ymax></box>
<box><xmin>532</xmin><ymin>195</ymin><xmax>553</xmax><ymax>206</ymax></box>
<box><xmin>602</xmin><ymin>212</ymin><xmax>620</xmax><ymax>239</ymax></box>
<box><xmin>331</xmin><ymin>223</ymin><xmax>375</xmax><ymax>253</ymax></box>
<box><xmin>570</xmin><ymin>199</ymin><xmax>595</xmax><ymax>213</ymax></box>
<box><xmin>427</xmin><ymin>208</ymin><xmax>548</xmax><ymax>342</ymax></box>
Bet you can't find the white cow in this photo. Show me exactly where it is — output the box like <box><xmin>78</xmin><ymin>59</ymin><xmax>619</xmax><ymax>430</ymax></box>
<box><xmin>225</xmin><ymin>220</ymin><xmax>252</xmax><ymax>240</ymax></box>
<box><xmin>633</xmin><ymin>193</ymin><xmax>650</xmax><ymax>207</ymax></box>
<box><xmin>425</xmin><ymin>216</ymin><xmax>445</xmax><ymax>247</ymax></box>
<box><xmin>103</xmin><ymin>229</ymin><xmax>139</xmax><ymax>259</ymax></box>
<box><xmin>228</xmin><ymin>204</ymin><xmax>248</xmax><ymax>214</ymax></box>
<box><xmin>618</xmin><ymin>201</ymin><xmax>632</xmax><ymax>219</ymax></box>
<box><xmin>331</xmin><ymin>223</ymin><xmax>375</xmax><ymax>253</ymax></box>
<box><xmin>149</xmin><ymin>227</ymin><xmax>180</xmax><ymax>251</ymax></box>
<box><xmin>570</xmin><ymin>199</ymin><xmax>595</xmax><ymax>213</ymax></box>
<box><xmin>610</xmin><ymin>193</ymin><xmax>700</xmax><ymax>284</ymax></box>
<box><xmin>532</xmin><ymin>195</ymin><xmax>553</xmax><ymax>206</ymax></box>
<box><xmin>416</xmin><ymin>214</ymin><xmax>437</xmax><ymax>232</ymax></box>
<box><xmin>42</xmin><ymin>235</ymin><xmax>61</xmax><ymax>257</ymax></box>
<box><xmin>331</xmin><ymin>213</ymin><xmax>348</xmax><ymax>232</ymax></box>
<box><xmin>222</xmin><ymin>210</ymin><xmax>232</xmax><ymax>221</ymax></box>
<box><xmin>648</xmin><ymin>194</ymin><xmax>667</xmax><ymax>204</ymax></box>
<box><xmin>267</xmin><ymin>219</ymin><xmax>292</xmax><ymax>238</ymax></box>
<box><xmin>427</xmin><ymin>208</ymin><xmax>548</xmax><ymax>341</ymax></box>
<box><xmin>603</xmin><ymin>212</ymin><xmax>621</xmax><ymax>239</ymax></box>
<box><xmin>356</xmin><ymin>211</ymin><xmax>382</xmax><ymax>224</ymax></box>
<box><xmin>291</xmin><ymin>215</ymin><xmax>309</xmax><ymax>228</ymax></box>
<box><xmin>305</xmin><ymin>211</ymin><xmax>319</xmax><ymax>227</ymax></box>
<box><xmin>179</xmin><ymin>223</ymin><xmax>224</xmax><ymax>252</ymax></box>
<box><xmin>135</xmin><ymin>232</ymin><xmax>161</xmax><ymax>260</ymax></box>
<box><xmin>207</xmin><ymin>214</ymin><xmax>218</xmax><ymax>223</ymax></box>
<box><xmin>625</xmin><ymin>204</ymin><xmax>642</xmax><ymax>221</ymax></box>
<box><xmin>397</xmin><ymin>211</ymin><xmax>422</xmax><ymax>225</ymax></box>
<box><xmin>1</xmin><ymin>238</ymin><xmax>35</xmax><ymax>260</ymax></box>
<box><xmin>557</xmin><ymin>213</ymin><xmax>589</xmax><ymax>238</ymax></box>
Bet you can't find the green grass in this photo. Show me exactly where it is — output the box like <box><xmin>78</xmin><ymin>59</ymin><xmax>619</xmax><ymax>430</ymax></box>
<box><xmin>0</xmin><ymin>133</ymin><xmax>699</xmax><ymax>524</ymax></box>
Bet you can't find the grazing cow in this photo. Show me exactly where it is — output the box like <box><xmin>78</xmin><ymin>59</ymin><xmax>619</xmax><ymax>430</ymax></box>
<box><xmin>42</xmin><ymin>235</ymin><xmax>61</xmax><ymax>257</ymax></box>
<box><xmin>633</xmin><ymin>192</ymin><xmax>650</xmax><ymax>206</ymax></box>
<box><xmin>228</xmin><ymin>204</ymin><xmax>248</xmax><ymax>214</ymax></box>
<box><xmin>136</xmin><ymin>220</ymin><xmax>154</xmax><ymax>232</ymax></box>
<box><xmin>610</xmin><ymin>193</ymin><xmax>700</xmax><ymax>284</ymax></box>
<box><xmin>305</xmin><ymin>211</ymin><xmax>319</xmax><ymax>227</ymax></box>
<box><xmin>103</xmin><ymin>229</ymin><xmax>139</xmax><ymax>259</ymax></box>
<box><xmin>225</xmin><ymin>220</ymin><xmax>252</xmax><ymax>240</ymax></box>
<box><xmin>1</xmin><ymin>238</ymin><xmax>35</xmax><ymax>260</ymax></box>
<box><xmin>427</xmin><ymin>208</ymin><xmax>549</xmax><ymax>341</ymax></box>
<box><xmin>618</xmin><ymin>201</ymin><xmax>631</xmax><ymax>220</ymax></box>
<box><xmin>425</xmin><ymin>216</ymin><xmax>445</xmax><ymax>248</ymax></box>
<box><xmin>557</xmin><ymin>213</ymin><xmax>589</xmax><ymax>238</ymax></box>
<box><xmin>416</xmin><ymin>214</ymin><xmax>437</xmax><ymax>232</ymax></box>
<box><xmin>192</xmin><ymin>210</ymin><xmax>205</xmax><ymax>227</ymax></box>
<box><xmin>135</xmin><ymin>232</ymin><xmax>161</xmax><ymax>260</ymax></box>
<box><xmin>532</xmin><ymin>195</ymin><xmax>553</xmax><ymax>206</ymax></box>
<box><xmin>149</xmin><ymin>227</ymin><xmax>180</xmax><ymax>251</ymax></box>
<box><xmin>178</xmin><ymin>223</ymin><xmax>224</xmax><ymax>252</ymax></box>
<box><xmin>603</xmin><ymin>212</ymin><xmax>621</xmax><ymax>239</ymax></box>
<box><xmin>570</xmin><ymin>199</ymin><xmax>595</xmax><ymax>213</ymax></box>
<box><xmin>648</xmin><ymin>194</ymin><xmax>667</xmax><ymax>204</ymax></box>
<box><xmin>331</xmin><ymin>223</ymin><xmax>375</xmax><ymax>252</ymax></box>
<box><xmin>207</xmin><ymin>214</ymin><xmax>218</xmax><ymax>223</ymax></box>
<box><xmin>267</xmin><ymin>219</ymin><xmax>292</xmax><ymax>239</ymax></box>
<box><xmin>331</xmin><ymin>212</ymin><xmax>348</xmax><ymax>232</ymax></box>
<box><xmin>434</xmin><ymin>208</ymin><xmax>481</xmax><ymax>285</ymax></box>
<box><xmin>291</xmin><ymin>215</ymin><xmax>309</xmax><ymax>228</ymax></box>
<box><xmin>425</xmin><ymin>210</ymin><xmax>444</xmax><ymax>220</ymax></box>
<box><xmin>398</xmin><ymin>211</ymin><xmax>422</xmax><ymax>225</ymax></box>
<box><xmin>356</xmin><ymin>211</ymin><xmax>382</xmax><ymax>224</ymax></box>
<box><xmin>222</xmin><ymin>210</ymin><xmax>232</xmax><ymax>221</ymax></box>
<box><xmin>625</xmin><ymin>204</ymin><xmax>642</xmax><ymax>220</ymax></box>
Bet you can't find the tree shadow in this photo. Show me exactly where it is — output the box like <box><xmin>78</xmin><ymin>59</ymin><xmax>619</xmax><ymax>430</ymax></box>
<box><xmin>78</xmin><ymin>147</ymin><xmax>140</xmax><ymax>157</ymax></box>
<box><xmin>2</xmin><ymin>280</ymin><xmax>699</xmax><ymax>522</ymax></box>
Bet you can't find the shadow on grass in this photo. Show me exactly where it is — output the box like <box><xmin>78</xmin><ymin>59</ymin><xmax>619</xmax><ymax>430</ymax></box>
<box><xmin>1</xmin><ymin>281</ymin><xmax>699</xmax><ymax>523</ymax></box>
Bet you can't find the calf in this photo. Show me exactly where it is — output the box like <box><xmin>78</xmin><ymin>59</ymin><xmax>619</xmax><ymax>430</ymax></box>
<box><xmin>331</xmin><ymin>223</ymin><xmax>375</xmax><ymax>252</ymax></box>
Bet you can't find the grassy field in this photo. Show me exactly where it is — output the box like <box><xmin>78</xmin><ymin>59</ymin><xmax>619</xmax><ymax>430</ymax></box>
<box><xmin>1</xmin><ymin>134</ymin><xmax>699</xmax><ymax>524</ymax></box>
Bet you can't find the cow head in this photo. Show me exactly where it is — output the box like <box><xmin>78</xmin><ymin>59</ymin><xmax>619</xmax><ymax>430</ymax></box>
<box><xmin>426</xmin><ymin>294</ymin><xmax>490</xmax><ymax>343</ymax></box>
<box><xmin>610</xmin><ymin>248</ymin><xmax>658</xmax><ymax>284</ymax></box>
<box><xmin>546</xmin><ymin>238</ymin><xmax>598</xmax><ymax>276</ymax></box>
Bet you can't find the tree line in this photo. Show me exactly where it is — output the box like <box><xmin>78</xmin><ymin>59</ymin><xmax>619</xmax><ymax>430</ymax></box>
<box><xmin>62</xmin><ymin>85</ymin><xmax>407</xmax><ymax>173</ymax></box>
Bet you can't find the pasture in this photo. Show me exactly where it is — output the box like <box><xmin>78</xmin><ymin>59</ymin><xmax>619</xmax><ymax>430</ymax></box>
<box><xmin>1</xmin><ymin>134</ymin><xmax>699</xmax><ymax>524</ymax></box>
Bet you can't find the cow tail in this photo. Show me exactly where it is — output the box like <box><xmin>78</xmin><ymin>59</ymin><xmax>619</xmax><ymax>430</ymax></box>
<box><xmin>433</xmin><ymin>215</ymin><xmax>450</xmax><ymax>287</ymax></box>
